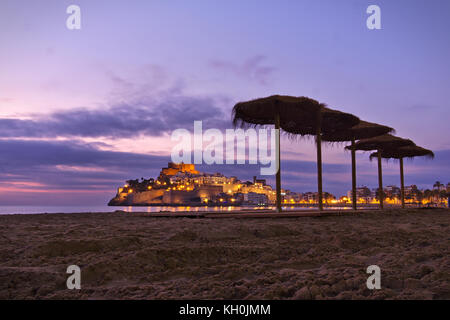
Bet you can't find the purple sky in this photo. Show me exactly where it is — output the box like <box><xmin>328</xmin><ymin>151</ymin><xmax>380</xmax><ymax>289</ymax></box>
<box><xmin>0</xmin><ymin>0</ymin><xmax>449</xmax><ymax>205</ymax></box>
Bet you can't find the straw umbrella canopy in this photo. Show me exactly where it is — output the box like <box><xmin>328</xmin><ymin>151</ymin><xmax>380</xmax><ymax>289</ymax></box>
<box><xmin>322</xmin><ymin>121</ymin><xmax>394</xmax><ymax>142</ymax></box>
<box><xmin>369</xmin><ymin>146</ymin><xmax>434</xmax><ymax>208</ymax></box>
<box><xmin>282</xmin><ymin>106</ymin><xmax>360</xmax><ymax>210</ymax></box>
<box><xmin>321</xmin><ymin>121</ymin><xmax>395</xmax><ymax>210</ymax></box>
<box><xmin>232</xmin><ymin>95</ymin><xmax>323</xmax><ymax>212</ymax></box>
<box><xmin>347</xmin><ymin>134</ymin><xmax>415</xmax><ymax>151</ymax></box>
<box><xmin>345</xmin><ymin>134</ymin><xmax>415</xmax><ymax>209</ymax></box>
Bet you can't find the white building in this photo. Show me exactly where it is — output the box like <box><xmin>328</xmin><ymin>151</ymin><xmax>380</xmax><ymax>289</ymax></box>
<box><xmin>244</xmin><ymin>192</ymin><xmax>268</xmax><ymax>205</ymax></box>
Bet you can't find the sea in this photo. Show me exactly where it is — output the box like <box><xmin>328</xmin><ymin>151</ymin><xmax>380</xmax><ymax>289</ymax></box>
<box><xmin>0</xmin><ymin>205</ymin><xmax>327</xmax><ymax>215</ymax></box>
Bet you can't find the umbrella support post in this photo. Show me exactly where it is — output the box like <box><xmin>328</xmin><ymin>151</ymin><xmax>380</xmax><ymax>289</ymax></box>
<box><xmin>316</xmin><ymin>131</ymin><xmax>323</xmax><ymax>212</ymax></box>
<box><xmin>400</xmin><ymin>157</ymin><xmax>405</xmax><ymax>209</ymax></box>
<box><xmin>275</xmin><ymin>114</ymin><xmax>282</xmax><ymax>213</ymax></box>
<box><xmin>377</xmin><ymin>151</ymin><xmax>384</xmax><ymax>210</ymax></box>
<box><xmin>351</xmin><ymin>139</ymin><xmax>357</xmax><ymax>211</ymax></box>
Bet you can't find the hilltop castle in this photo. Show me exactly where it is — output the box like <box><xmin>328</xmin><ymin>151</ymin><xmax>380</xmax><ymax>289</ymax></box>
<box><xmin>159</xmin><ymin>162</ymin><xmax>199</xmax><ymax>177</ymax></box>
<box><xmin>108</xmin><ymin>162</ymin><xmax>276</xmax><ymax>206</ymax></box>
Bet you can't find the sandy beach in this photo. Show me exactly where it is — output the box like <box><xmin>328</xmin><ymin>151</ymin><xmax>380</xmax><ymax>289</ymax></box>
<box><xmin>0</xmin><ymin>208</ymin><xmax>449</xmax><ymax>300</ymax></box>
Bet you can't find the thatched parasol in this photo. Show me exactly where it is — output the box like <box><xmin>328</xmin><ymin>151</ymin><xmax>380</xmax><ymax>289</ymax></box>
<box><xmin>321</xmin><ymin>121</ymin><xmax>395</xmax><ymax>210</ymax></box>
<box><xmin>283</xmin><ymin>105</ymin><xmax>360</xmax><ymax>210</ymax></box>
<box><xmin>281</xmin><ymin>106</ymin><xmax>360</xmax><ymax>136</ymax></box>
<box><xmin>370</xmin><ymin>145</ymin><xmax>434</xmax><ymax>208</ymax></box>
<box><xmin>322</xmin><ymin>121</ymin><xmax>394</xmax><ymax>142</ymax></box>
<box><xmin>232</xmin><ymin>95</ymin><xmax>322</xmax><ymax>212</ymax></box>
<box><xmin>347</xmin><ymin>134</ymin><xmax>415</xmax><ymax>151</ymax></box>
<box><xmin>232</xmin><ymin>95</ymin><xmax>321</xmax><ymax>130</ymax></box>
<box><xmin>370</xmin><ymin>145</ymin><xmax>434</xmax><ymax>160</ymax></box>
<box><xmin>346</xmin><ymin>134</ymin><xmax>415</xmax><ymax>209</ymax></box>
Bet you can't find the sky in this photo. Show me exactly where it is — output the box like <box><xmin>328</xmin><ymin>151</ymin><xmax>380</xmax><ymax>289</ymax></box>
<box><xmin>0</xmin><ymin>0</ymin><xmax>449</xmax><ymax>205</ymax></box>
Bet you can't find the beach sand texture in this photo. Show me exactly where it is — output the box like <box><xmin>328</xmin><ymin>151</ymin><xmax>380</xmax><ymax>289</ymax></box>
<box><xmin>0</xmin><ymin>208</ymin><xmax>449</xmax><ymax>299</ymax></box>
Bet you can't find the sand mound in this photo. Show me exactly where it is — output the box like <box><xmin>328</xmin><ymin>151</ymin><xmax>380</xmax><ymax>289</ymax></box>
<box><xmin>0</xmin><ymin>209</ymin><xmax>449</xmax><ymax>299</ymax></box>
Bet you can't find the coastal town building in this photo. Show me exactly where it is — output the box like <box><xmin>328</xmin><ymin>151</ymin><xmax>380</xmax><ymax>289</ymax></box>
<box><xmin>244</xmin><ymin>192</ymin><xmax>269</xmax><ymax>205</ymax></box>
<box><xmin>346</xmin><ymin>186</ymin><xmax>373</xmax><ymax>204</ymax></box>
<box><xmin>109</xmin><ymin>162</ymin><xmax>278</xmax><ymax>206</ymax></box>
<box><xmin>109</xmin><ymin>162</ymin><xmax>448</xmax><ymax>207</ymax></box>
<box><xmin>343</xmin><ymin>183</ymin><xmax>449</xmax><ymax>206</ymax></box>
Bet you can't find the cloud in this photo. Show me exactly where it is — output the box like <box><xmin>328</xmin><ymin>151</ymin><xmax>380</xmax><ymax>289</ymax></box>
<box><xmin>0</xmin><ymin>94</ymin><xmax>231</xmax><ymax>139</ymax></box>
<box><xmin>0</xmin><ymin>138</ymin><xmax>448</xmax><ymax>205</ymax></box>
<box><xmin>404</xmin><ymin>104</ymin><xmax>439</xmax><ymax>112</ymax></box>
<box><xmin>104</xmin><ymin>64</ymin><xmax>173</xmax><ymax>102</ymax></box>
<box><xmin>0</xmin><ymin>139</ymin><xmax>168</xmax><ymax>193</ymax></box>
<box><xmin>210</xmin><ymin>55</ymin><xmax>275</xmax><ymax>85</ymax></box>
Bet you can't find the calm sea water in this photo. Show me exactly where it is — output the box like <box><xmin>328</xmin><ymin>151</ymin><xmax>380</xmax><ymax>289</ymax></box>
<box><xmin>0</xmin><ymin>205</ymin><xmax>324</xmax><ymax>215</ymax></box>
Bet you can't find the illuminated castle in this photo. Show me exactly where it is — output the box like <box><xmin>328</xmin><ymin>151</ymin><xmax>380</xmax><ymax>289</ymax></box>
<box><xmin>108</xmin><ymin>162</ymin><xmax>277</xmax><ymax>206</ymax></box>
<box><xmin>159</xmin><ymin>162</ymin><xmax>199</xmax><ymax>178</ymax></box>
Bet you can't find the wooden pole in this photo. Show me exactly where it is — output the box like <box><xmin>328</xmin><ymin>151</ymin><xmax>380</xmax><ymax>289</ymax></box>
<box><xmin>316</xmin><ymin>114</ymin><xmax>323</xmax><ymax>211</ymax></box>
<box><xmin>351</xmin><ymin>138</ymin><xmax>357</xmax><ymax>210</ymax></box>
<box><xmin>275</xmin><ymin>113</ymin><xmax>282</xmax><ymax>212</ymax></box>
<box><xmin>400</xmin><ymin>157</ymin><xmax>405</xmax><ymax>209</ymax></box>
<box><xmin>377</xmin><ymin>151</ymin><xmax>384</xmax><ymax>209</ymax></box>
